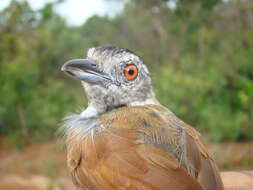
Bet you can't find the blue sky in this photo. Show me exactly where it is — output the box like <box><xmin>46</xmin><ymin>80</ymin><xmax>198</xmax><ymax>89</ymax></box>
<box><xmin>0</xmin><ymin>0</ymin><xmax>125</xmax><ymax>25</ymax></box>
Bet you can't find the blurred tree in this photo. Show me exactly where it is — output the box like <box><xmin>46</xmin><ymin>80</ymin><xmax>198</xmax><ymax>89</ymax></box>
<box><xmin>0</xmin><ymin>0</ymin><xmax>80</xmax><ymax>147</ymax></box>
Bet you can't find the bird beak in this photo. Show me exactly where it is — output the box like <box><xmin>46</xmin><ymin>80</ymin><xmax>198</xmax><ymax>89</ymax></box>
<box><xmin>61</xmin><ymin>59</ymin><xmax>112</xmax><ymax>84</ymax></box>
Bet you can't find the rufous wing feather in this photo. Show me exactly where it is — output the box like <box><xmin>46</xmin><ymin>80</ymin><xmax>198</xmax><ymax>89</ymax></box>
<box><xmin>184</xmin><ymin>124</ymin><xmax>224</xmax><ymax>190</ymax></box>
<box><xmin>67</xmin><ymin>128</ymin><xmax>204</xmax><ymax>190</ymax></box>
<box><xmin>65</xmin><ymin>105</ymin><xmax>223</xmax><ymax>190</ymax></box>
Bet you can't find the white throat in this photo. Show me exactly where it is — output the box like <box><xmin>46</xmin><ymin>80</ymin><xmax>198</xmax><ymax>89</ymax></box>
<box><xmin>80</xmin><ymin>96</ymin><xmax>159</xmax><ymax>119</ymax></box>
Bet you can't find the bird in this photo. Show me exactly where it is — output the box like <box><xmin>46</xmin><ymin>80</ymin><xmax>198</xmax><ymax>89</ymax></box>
<box><xmin>61</xmin><ymin>45</ymin><xmax>224</xmax><ymax>190</ymax></box>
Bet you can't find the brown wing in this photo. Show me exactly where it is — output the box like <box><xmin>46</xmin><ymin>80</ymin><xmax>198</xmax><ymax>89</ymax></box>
<box><xmin>66</xmin><ymin>105</ymin><xmax>222</xmax><ymax>190</ymax></box>
<box><xmin>184</xmin><ymin>125</ymin><xmax>224</xmax><ymax>190</ymax></box>
<box><xmin>67</xmin><ymin>127</ymin><xmax>204</xmax><ymax>190</ymax></box>
<box><xmin>146</xmin><ymin>105</ymin><xmax>224</xmax><ymax>190</ymax></box>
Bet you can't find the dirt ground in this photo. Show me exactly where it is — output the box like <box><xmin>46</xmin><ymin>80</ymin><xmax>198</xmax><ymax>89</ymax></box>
<box><xmin>0</xmin><ymin>140</ymin><xmax>252</xmax><ymax>190</ymax></box>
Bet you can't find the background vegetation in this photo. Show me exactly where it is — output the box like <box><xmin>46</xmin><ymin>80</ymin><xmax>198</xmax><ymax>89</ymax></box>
<box><xmin>0</xmin><ymin>0</ymin><xmax>253</xmax><ymax>147</ymax></box>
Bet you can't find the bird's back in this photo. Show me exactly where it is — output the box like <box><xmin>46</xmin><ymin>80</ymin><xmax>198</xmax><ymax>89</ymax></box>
<box><xmin>65</xmin><ymin>105</ymin><xmax>223</xmax><ymax>190</ymax></box>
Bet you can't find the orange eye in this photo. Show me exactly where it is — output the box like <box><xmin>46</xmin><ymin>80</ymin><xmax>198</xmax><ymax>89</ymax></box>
<box><xmin>123</xmin><ymin>64</ymin><xmax>138</xmax><ymax>80</ymax></box>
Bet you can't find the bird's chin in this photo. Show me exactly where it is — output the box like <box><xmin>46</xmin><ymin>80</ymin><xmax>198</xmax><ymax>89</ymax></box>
<box><xmin>81</xmin><ymin>81</ymin><xmax>99</xmax><ymax>90</ymax></box>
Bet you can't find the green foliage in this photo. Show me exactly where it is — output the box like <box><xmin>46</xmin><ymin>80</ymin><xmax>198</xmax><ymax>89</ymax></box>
<box><xmin>0</xmin><ymin>1</ymin><xmax>81</xmax><ymax>146</ymax></box>
<box><xmin>0</xmin><ymin>0</ymin><xmax>253</xmax><ymax>144</ymax></box>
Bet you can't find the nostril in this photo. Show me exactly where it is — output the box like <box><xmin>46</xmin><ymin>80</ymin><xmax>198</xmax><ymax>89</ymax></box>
<box><xmin>91</xmin><ymin>63</ymin><xmax>97</xmax><ymax>67</ymax></box>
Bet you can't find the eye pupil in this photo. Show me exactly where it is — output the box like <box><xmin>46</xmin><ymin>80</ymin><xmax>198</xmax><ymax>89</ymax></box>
<box><xmin>128</xmin><ymin>69</ymin><xmax>134</xmax><ymax>75</ymax></box>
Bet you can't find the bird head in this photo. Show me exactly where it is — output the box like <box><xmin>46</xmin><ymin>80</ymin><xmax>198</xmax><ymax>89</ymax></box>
<box><xmin>61</xmin><ymin>46</ymin><xmax>158</xmax><ymax>118</ymax></box>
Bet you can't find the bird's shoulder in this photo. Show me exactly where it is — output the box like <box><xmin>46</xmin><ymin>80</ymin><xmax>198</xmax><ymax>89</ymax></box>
<box><xmin>99</xmin><ymin>104</ymin><xmax>209</xmax><ymax>158</ymax></box>
<box><xmin>98</xmin><ymin>105</ymin><xmax>223</xmax><ymax>190</ymax></box>
<box><xmin>66</xmin><ymin>105</ymin><xmax>223</xmax><ymax>190</ymax></box>
<box><xmin>65</xmin><ymin>105</ymin><xmax>205</xmax><ymax>189</ymax></box>
<box><xmin>98</xmin><ymin>104</ymin><xmax>184</xmax><ymax>136</ymax></box>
